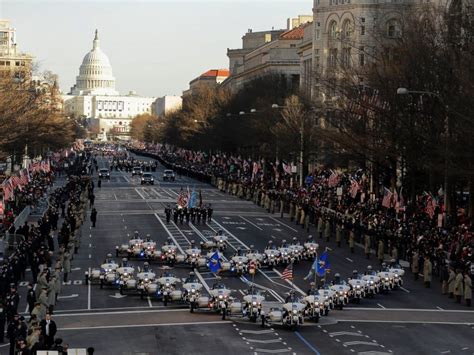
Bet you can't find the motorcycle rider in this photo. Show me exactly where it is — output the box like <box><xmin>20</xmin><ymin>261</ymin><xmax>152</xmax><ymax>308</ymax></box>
<box><xmin>184</xmin><ymin>271</ymin><xmax>197</xmax><ymax>284</ymax></box>
<box><xmin>332</xmin><ymin>273</ymin><xmax>342</xmax><ymax>285</ymax></box>
<box><xmin>165</xmin><ymin>205</ymin><xmax>172</xmax><ymax>223</ymax></box>
<box><xmin>266</xmin><ymin>241</ymin><xmax>276</xmax><ymax>250</ymax></box>
<box><xmin>131</xmin><ymin>231</ymin><xmax>140</xmax><ymax>240</ymax></box>
<box><xmin>365</xmin><ymin>265</ymin><xmax>376</xmax><ymax>275</ymax></box>
<box><xmin>121</xmin><ymin>258</ymin><xmax>129</xmax><ymax>267</ymax></box>
<box><xmin>307</xmin><ymin>282</ymin><xmax>318</xmax><ymax>295</ymax></box>
<box><xmin>143</xmin><ymin>262</ymin><xmax>151</xmax><ymax>273</ymax></box>
<box><xmin>104</xmin><ymin>253</ymin><xmax>114</xmax><ymax>264</ymax></box>
<box><xmin>145</xmin><ymin>234</ymin><xmax>152</xmax><ymax>242</ymax></box>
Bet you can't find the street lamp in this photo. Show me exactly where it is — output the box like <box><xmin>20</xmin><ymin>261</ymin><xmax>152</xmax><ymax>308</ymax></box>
<box><xmin>397</xmin><ymin>87</ymin><xmax>448</xmax><ymax>225</ymax></box>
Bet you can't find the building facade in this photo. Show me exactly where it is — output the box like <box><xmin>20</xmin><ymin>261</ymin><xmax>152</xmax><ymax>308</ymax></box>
<box><xmin>153</xmin><ymin>95</ymin><xmax>182</xmax><ymax>117</ymax></box>
<box><xmin>0</xmin><ymin>19</ymin><xmax>33</xmax><ymax>79</ymax></box>
<box><xmin>62</xmin><ymin>30</ymin><xmax>156</xmax><ymax>138</ymax></box>
<box><xmin>182</xmin><ymin>69</ymin><xmax>230</xmax><ymax>97</ymax></box>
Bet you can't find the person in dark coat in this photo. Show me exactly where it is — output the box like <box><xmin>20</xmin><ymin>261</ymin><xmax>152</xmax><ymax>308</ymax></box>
<box><xmin>39</xmin><ymin>313</ymin><xmax>57</xmax><ymax>349</ymax></box>
<box><xmin>26</xmin><ymin>283</ymin><xmax>36</xmax><ymax>315</ymax></box>
<box><xmin>90</xmin><ymin>208</ymin><xmax>97</xmax><ymax>228</ymax></box>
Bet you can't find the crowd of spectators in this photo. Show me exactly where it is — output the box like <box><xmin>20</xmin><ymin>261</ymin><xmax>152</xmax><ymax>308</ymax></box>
<box><xmin>0</xmin><ymin>152</ymin><xmax>92</xmax><ymax>354</ymax></box>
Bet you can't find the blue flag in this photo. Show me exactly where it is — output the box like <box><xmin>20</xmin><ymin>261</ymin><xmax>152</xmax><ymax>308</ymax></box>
<box><xmin>188</xmin><ymin>188</ymin><xmax>198</xmax><ymax>208</ymax></box>
<box><xmin>209</xmin><ymin>251</ymin><xmax>221</xmax><ymax>273</ymax></box>
<box><xmin>316</xmin><ymin>251</ymin><xmax>330</xmax><ymax>277</ymax></box>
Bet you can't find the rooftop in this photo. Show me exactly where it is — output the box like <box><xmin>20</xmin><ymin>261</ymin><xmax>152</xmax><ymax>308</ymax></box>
<box><xmin>279</xmin><ymin>22</ymin><xmax>312</xmax><ymax>40</ymax></box>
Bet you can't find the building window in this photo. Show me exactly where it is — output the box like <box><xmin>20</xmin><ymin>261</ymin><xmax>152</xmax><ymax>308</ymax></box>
<box><xmin>358</xmin><ymin>47</ymin><xmax>365</xmax><ymax>66</ymax></box>
<box><xmin>328</xmin><ymin>48</ymin><xmax>338</xmax><ymax>67</ymax></box>
<box><xmin>387</xmin><ymin>19</ymin><xmax>401</xmax><ymax>38</ymax></box>
<box><xmin>15</xmin><ymin>61</ymin><xmax>20</xmax><ymax>66</ymax></box>
<box><xmin>315</xmin><ymin>30</ymin><xmax>320</xmax><ymax>39</ymax></box>
<box><xmin>342</xmin><ymin>47</ymin><xmax>351</xmax><ymax>67</ymax></box>
<box><xmin>361</xmin><ymin>26</ymin><xmax>365</xmax><ymax>35</ymax></box>
<box><xmin>342</xmin><ymin>20</ymin><xmax>353</xmax><ymax>39</ymax></box>
<box><xmin>329</xmin><ymin>21</ymin><xmax>338</xmax><ymax>40</ymax></box>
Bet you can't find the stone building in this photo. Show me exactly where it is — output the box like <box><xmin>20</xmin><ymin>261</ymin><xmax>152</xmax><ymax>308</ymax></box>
<box><xmin>0</xmin><ymin>19</ymin><xmax>33</xmax><ymax>80</ymax></box>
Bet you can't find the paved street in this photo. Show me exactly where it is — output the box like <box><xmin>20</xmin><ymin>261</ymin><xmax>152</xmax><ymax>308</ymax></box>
<box><xmin>11</xmin><ymin>152</ymin><xmax>472</xmax><ymax>355</ymax></box>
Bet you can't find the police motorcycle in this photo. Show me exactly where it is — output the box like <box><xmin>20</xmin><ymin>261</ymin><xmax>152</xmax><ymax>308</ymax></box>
<box><xmin>115</xmin><ymin>231</ymin><xmax>143</xmax><ymax>258</ymax></box>
<box><xmin>213</xmin><ymin>230</ymin><xmax>228</xmax><ymax>251</ymax></box>
<box><xmin>141</xmin><ymin>235</ymin><xmax>159</xmax><ymax>260</ymax></box>
<box><xmin>278</xmin><ymin>240</ymin><xmax>293</xmax><ymax>265</ymax></box>
<box><xmin>116</xmin><ymin>259</ymin><xmax>137</xmax><ymax>295</ymax></box>
<box><xmin>184</xmin><ymin>241</ymin><xmax>207</xmax><ymax>268</ymax></box>
<box><xmin>303</xmin><ymin>283</ymin><xmax>322</xmax><ymax>322</ymax></box>
<box><xmin>245</xmin><ymin>245</ymin><xmax>264</xmax><ymax>269</ymax></box>
<box><xmin>348</xmin><ymin>270</ymin><xmax>366</xmax><ymax>304</ymax></box>
<box><xmin>86</xmin><ymin>253</ymin><xmax>119</xmax><ymax>288</ymax></box>
<box><xmin>303</xmin><ymin>235</ymin><xmax>319</xmax><ymax>260</ymax></box>
<box><xmin>263</xmin><ymin>291</ymin><xmax>305</xmax><ymax>330</ymax></box>
<box><xmin>206</xmin><ymin>249</ymin><xmax>231</xmax><ymax>272</ymax></box>
<box><xmin>329</xmin><ymin>273</ymin><xmax>351</xmax><ymax>309</ymax></box>
<box><xmin>388</xmin><ymin>259</ymin><xmax>405</xmax><ymax>287</ymax></box>
<box><xmin>288</xmin><ymin>237</ymin><xmax>305</xmax><ymax>262</ymax></box>
<box><xmin>208</xmin><ymin>283</ymin><xmax>236</xmax><ymax>320</ymax></box>
<box><xmin>136</xmin><ymin>262</ymin><xmax>159</xmax><ymax>300</ymax></box>
<box><xmin>263</xmin><ymin>241</ymin><xmax>281</xmax><ymax>267</ymax></box>
<box><xmin>230</xmin><ymin>248</ymin><xmax>249</xmax><ymax>275</ymax></box>
<box><xmin>157</xmin><ymin>271</ymin><xmax>182</xmax><ymax>306</ymax></box>
<box><xmin>182</xmin><ymin>272</ymin><xmax>204</xmax><ymax>312</ymax></box>
<box><xmin>161</xmin><ymin>238</ymin><xmax>180</xmax><ymax>265</ymax></box>
<box><xmin>242</xmin><ymin>287</ymin><xmax>265</xmax><ymax>322</ymax></box>
<box><xmin>377</xmin><ymin>263</ymin><xmax>396</xmax><ymax>293</ymax></box>
<box><xmin>318</xmin><ymin>286</ymin><xmax>336</xmax><ymax>315</ymax></box>
<box><xmin>362</xmin><ymin>265</ymin><xmax>381</xmax><ymax>297</ymax></box>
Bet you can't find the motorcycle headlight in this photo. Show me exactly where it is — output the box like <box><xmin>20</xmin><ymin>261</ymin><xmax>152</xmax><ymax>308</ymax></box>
<box><xmin>370</xmin><ymin>281</ymin><xmax>374</xmax><ymax>285</ymax></box>
<box><xmin>123</xmin><ymin>273</ymin><xmax>128</xmax><ymax>276</ymax></box>
<box><xmin>395</xmin><ymin>273</ymin><xmax>399</xmax><ymax>277</ymax></box>
<box><xmin>292</xmin><ymin>310</ymin><xmax>298</xmax><ymax>314</ymax></box>
<box><xmin>385</xmin><ymin>277</ymin><xmax>389</xmax><ymax>281</ymax></box>
<box><xmin>310</xmin><ymin>247</ymin><xmax>314</xmax><ymax>251</ymax></box>
<box><xmin>252</xmin><ymin>301</ymin><xmax>257</xmax><ymax>306</ymax></box>
<box><xmin>284</xmin><ymin>252</ymin><xmax>288</xmax><ymax>256</ymax></box>
<box><xmin>356</xmin><ymin>285</ymin><xmax>361</xmax><ymax>289</ymax></box>
<box><xmin>166</xmin><ymin>282</ymin><xmax>170</xmax><ymax>287</ymax></box>
<box><xmin>192</xmin><ymin>253</ymin><xmax>196</xmax><ymax>257</ymax></box>
<box><xmin>315</xmin><ymin>302</ymin><xmax>319</xmax><ymax>306</ymax></box>
<box><xmin>218</xmin><ymin>295</ymin><xmax>223</xmax><ymax>299</ymax></box>
<box><xmin>238</xmin><ymin>261</ymin><xmax>242</xmax><ymax>265</ymax></box>
<box><xmin>191</xmin><ymin>289</ymin><xmax>196</xmax><ymax>293</ymax></box>
<box><xmin>271</xmin><ymin>255</ymin><xmax>274</xmax><ymax>258</ymax></box>
<box><xmin>145</xmin><ymin>278</ymin><xmax>149</xmax><ymax>282</ymax></box>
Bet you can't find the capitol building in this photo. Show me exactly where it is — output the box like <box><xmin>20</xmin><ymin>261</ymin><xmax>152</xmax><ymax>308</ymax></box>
<box><xmin>62</xmin><ymin>30</ymin><xmax>157</xmax><ymax>138</ymax></box>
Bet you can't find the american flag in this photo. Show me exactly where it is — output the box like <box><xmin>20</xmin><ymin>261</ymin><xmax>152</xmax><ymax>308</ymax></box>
<box><xmin>381</xmin><ymin>187</ymin><xmax>393</xmax><ymax>208</ymax></box>
<box><xmin>349</xmin><ymin>178</ymin><xmax>359</xmax><ymax>198</ymax></box>
<box><xmin>281</xmin><ymin>263</ymin><xmax>293</xmax><ymax>281</ymax></box>
<box><xmin>425</xmin><ymin>194</ymin><xmax>437</xmax><ymax>218</ymax></box>
<box><xmin>328</xmin><ymin>170</ymin><xmax>340</xmax><ymax>187</ymax></box>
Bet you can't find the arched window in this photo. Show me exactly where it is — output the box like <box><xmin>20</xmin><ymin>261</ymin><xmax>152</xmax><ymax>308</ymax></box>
<box><xmin>342</xmin><ymin>20</ymin><xmax>353</xmax><ymax>39</ymax></box>
<box><xmin>387</xmin><ymin>19</ymin><xmax>401</xmax><ymax>38</ymax></box>
<box><xmin>329</xmin><ymin>21</ymin><xmax>338</xmax><ymax>40</ymax></box>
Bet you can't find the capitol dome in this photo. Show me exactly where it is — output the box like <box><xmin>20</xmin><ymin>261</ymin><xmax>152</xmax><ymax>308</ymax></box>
<box><xmin>71</xmin><ymin>30</ymin><xmax>119</xmax><ymax>96</ymax></box>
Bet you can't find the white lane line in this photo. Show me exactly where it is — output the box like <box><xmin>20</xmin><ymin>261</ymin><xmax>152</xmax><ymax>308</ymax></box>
<box><xmin>147</xmin><ymin>296</ymin><xmax>153</xmax><ymax>308</ymax></box>
<box><xmin>87</xmin><ymin>267</ymin><xmax>91</xmax><ymax>310</ymax></box>
<box><xmin>343</xmin><ymin>341</ymin><xmax>381</xmax><ymax>347</ymax></box>
<box><xmin>113</xmin><ymin>192</ymin><xmax>118</xmax><ymax>200</ymax></box>
<box><xmin>400</xmin><ymin>286</ymin><xmax>410</xmax><ymax>293</ymax></box>
<box><xmin>240</xmin><ymin>275</ymin><xmax>285</xmax><ymax>303</ymax></box>
<box><xmin>437</xmin><ymin>306</ymin><xmax>444</xmax><ymax>310</ymax></box>
<box><xmin>269</xmin><ymin>217</ymin><xmax>298</xmax><ymax>233</ymax></box>
<box><xmin>346</xmin><ymin>257</ymin><xmax>354</xmax><ymax>262</ymax></box>
<box><xmin>194</xmin><ymin>268</ymin><xmax>211</xmax><ymax>294</ymax></box>
<box><xmin>254</xmin><ymin>348</ymin><xmax>291</xmax><ymax>354</ymax></box>
<box><xmin>338</xmin><ymin>319</ymin><xmax>474</xmax><ymax>325</ymax></box>
<box><xmin>240</xmin><ymin>329</ymin><xmax>275</xmax><ymax>335</ymax></box>
<box><xmin>59</xmin><ymin>320</ymin><xmax>232</xmax><ymax>331</ymax></box>
<box><xmin>272</xmin><ymin>268</ymin><xmax>306</xmax><ymax>296</ymax></box>
<box><xmin>343</xmin><ymin>307</ymin><xmax>474</xmax><ymax>313</ymax></box>
<box><xmin>377</xmin><ymin>303</ymin><xmax>386</xmax><ymax>309</ymax></box>
<box><xmin>246</xmin><ymin>339</ymin><xmax>282</xmax><ymax>344</ymax></box>
<box><xmin>210</xmin><ymin>219</ymin><xmax>250</xmax><ymax>250</ymax></box>
<box><xmin>153</xmin><ymin>213</ymin><xmax>185</xmax><ymax>254</ymax></box>
<box><xmin>160</xmin><ymin>187</ymin><xmax>173</xmax><ymax>197</ymax></box>
<box><xmin>329</xmin><ymin>331</ymin><xmax>364</xmax><ymax>337</ymax></box>
<box><xmin>168</xmin><ymin>188</ymin><xmax>179</xmax><ymax>196</ymax></box>
<box><xmin>239</xmin><ymin>216</ymin><xmax>263</xmax><ymax>230</ymax></box>
<box><xmin>135</xmin><ymin>187</ymin><xmax>146</xmax><ymax>200</ymax></box>
<box><xmin>122</xmin><ymin>175</ymin><xmax>130</xmax><ymax>183</ymax></box>
<box><xmin>238</xmin><ymin>289</ymin><xmax>245</xmax><ymax>296</ymax></box>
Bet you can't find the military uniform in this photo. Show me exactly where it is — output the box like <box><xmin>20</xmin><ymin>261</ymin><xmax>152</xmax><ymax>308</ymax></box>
<box><xmin>464</xmin><ymin>274</ymin><xmax>471</xmax><ymax>306</ymax></box>
<box><xmin>423</xmin><ymin>258</ymin><xmax>432</xmax><ymax>288</ymax></box>
<box><xmin>454</xmin><ymin>271</ymin><xmax>464</xmax><ymax>303</ymax></box>
<box><xmin>364</xmin><ymin>234</ymin><xmax>371</xmax><ymax>259</ymax></box>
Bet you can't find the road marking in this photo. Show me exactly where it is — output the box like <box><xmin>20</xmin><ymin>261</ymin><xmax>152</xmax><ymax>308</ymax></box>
<box><xmin>238</xmin><ymin>289</ymin><xmax>245</xmax><ymax>296</ymax></box>
<box><xmin>346</xmin><ymin>257</ymin><xmax>354</xmax><ymax>262</ymax></box>
<box><xmin>338</xmin><ymin>320</ymin><xmax>474</xmax><ymax>325</ymax></box>
<box><xmin>135</xmin><ymin>187</ymin><xmax>146</xmax><ymax>200</ymax></box>
<box><xmin>58</xmin><ymin>294</ymin><xmax>79</xmax><ymax>299</ymax></box>
<box><xmin>295</xmin><ymin>331</ymin><xmax>321</xmax><ymax>355</ymax></box>
<box><xmin>246</xmin><ymin>339</ymin><xmax>282</xmax><ymax>344</ymax></box>
<box><xmin>329</xmin><ymin>331</ymin><xmax>364</xmax><ymax>337</ymax></box>
<box><xmin>269</xmin><ymin>217</ymin><xmax>298</xmax><ymax>233</ymax></box>
<box><xmin>254</xmin><ymin>349</ymin><xmax>292</xmax><ymax>354</ymax></box>
<box><xmin>240</xmin><ymin>275</ymin><xmax>284</xmax><ymax>303</ymax></box>
<box><xmin>437</xmin><ymin>306</ymin><xmax>444</xmax><ymax>310</ymax></box>
<box><xmin>147</xmin><ymin>296</ymin><xmax>153</xmax><ymax>308</ymax></box>
<box><xmin>168</xmin><ymin>188</ymin><xmax>179</xmax><ymax>196</ymax></box>
<box><xmin>109</xmin><ymin>293</ymin><xmax>127</xmax><ymax>299</ymax></box>
<box><xmin>240</xmin><ymin>329</ymin><xmax>274</xmax><ymax>335</ymax></box>
<box><xmin>400</xmin><ymin>286</ymin><xmax>410</xmax><ymax>293</ymax></box>
<box><xmin>239</xmin><ymin>216</ymin><xmax>263</xmax><ymax>230</ymax></box>
<box><xmin>194</xmin><ymin>268</ymin><xmax>211</xmax><ymax>294</ymax></box>
<box><xmin>89</xmin><ymin>254</ymin><xmax>91</xmax><ymax>259</ymax></box>
<box><xmin>271</xmin><ymin>235</ymin><xmax>276</xmax><ymax>239</ymax></box>
<box><xmin>343</xmin><ymin>341</ymin><xmax>381</xmax><ymax>347</ymax></box>
<box><xmin>59</xmin><ymin>320</ymin><xmax>232</xmax><ymax>331</ymax></box>
<box><xmin>87</xmin><ymin>267</ymin><xmax>91</xmax><ymax>310</ymax></box>
<box><xmin>377</xmin><ymin>303</ymin><xmax>386</xmax><ymax>309</ymax></box>
<box><xmin>343</xmin><ymin>307</ymin><xmax>474</xmax><ymax>313</ymax></box>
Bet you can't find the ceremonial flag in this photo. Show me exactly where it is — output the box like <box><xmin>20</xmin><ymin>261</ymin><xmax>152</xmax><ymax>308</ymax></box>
<box><xmin>281</xmin><ymin>263</ymin><xmax>293</xmax><ymax>281</ymax></box>
<box><xmin>209</xmin><ymin>251</ymin><xmax>221</xmax><ymax>273</ymax></box>
<box><xmin>177</xmin><ymin>187</ymin><xmax>188</xmax><ymax>208</ymax></box>
<box><xmin>316</xmin><ymin>251</ymin><xmax>330</xmax><ymax>277</ymax></box>
<box><xmin>382</xmin><ymin>187</ymin><xmax>393</xmax><ymax>208</ymax></box>
<box><xmin>188</xmin><ymin>188</ymin><xmax>198</xmax><ymax>209</ymax></box>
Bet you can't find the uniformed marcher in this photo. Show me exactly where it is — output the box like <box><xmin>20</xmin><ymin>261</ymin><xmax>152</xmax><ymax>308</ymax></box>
<box><xmin>336</xmin><ymin>222</ymin><xmax>342</xmax><ymax>247</ymax></box>
<box><xmin>26</xmin><ymin>283</ymin><xmax>36</xmax><ymax>315</ymax></box>
<box><xmin>423</xmin><ymin>256</ymin><xmax>432</xmax><ymax>288</ymax></box>
<box><xmin>364</xmin><ymin>234</ymin><xmax>371</xmax><ymax>259</ymax></box>
<box><xmin>377</xmin><ymin>240</ymin><xmax>384</xmax><ymax>265</ymax></box>
<box><xmin>349</xmin><ymin>230</ymin><xmax>355</xmax><ymax>254</ymax></box>
<box><xmin>454</xmin><ymin>269</ymin><xmax>464</xmax><ymax>303</ymax></box>
<box><xmin>464</xmin><ymin>272</ymin><xmax>472</xmax><ymax>307</ymax></box>
<box><xmin>411</xmin><ymin>251</ymin><xmax>420</xmax><ymax>280</ymax></box>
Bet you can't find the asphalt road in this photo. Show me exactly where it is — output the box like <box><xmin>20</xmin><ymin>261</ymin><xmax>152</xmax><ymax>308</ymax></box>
<box><xmin>10</xmin><ymin>152</ymin><xmax>473</xmax><ymax>355</ymax></box>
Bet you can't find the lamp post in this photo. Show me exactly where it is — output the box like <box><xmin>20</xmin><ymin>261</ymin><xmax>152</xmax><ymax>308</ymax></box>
<box><xmin>397</xmin><ymin>87</ymin><xmax>449</xmax><ymax>225</ymax></box>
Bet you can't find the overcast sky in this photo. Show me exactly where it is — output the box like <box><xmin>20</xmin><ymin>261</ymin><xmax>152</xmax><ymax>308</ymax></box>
<box><xmin>0</xmin><ymin>0</ymin><xmax>311</xmax><ymax>97</ymax></box>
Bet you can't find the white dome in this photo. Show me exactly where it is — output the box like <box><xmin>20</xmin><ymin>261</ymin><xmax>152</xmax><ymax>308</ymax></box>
<box><xmin>72</xmin><ymin>30</ymin><xmax>118</xmax><ymax>96</ymax></box>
